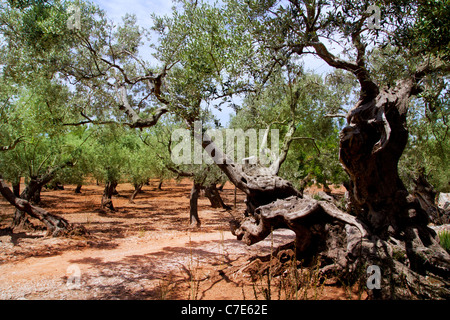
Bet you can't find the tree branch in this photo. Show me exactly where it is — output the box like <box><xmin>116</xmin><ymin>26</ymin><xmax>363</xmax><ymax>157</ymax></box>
<box><xmin>63</xmin><ymin>118</ymin><xmax>121</xmax><ymax>127</ymax></box>
<box><xmin>0</xmin><ymin>137</ymin><xmax>23</xmax><ymax>152</ymax></box>
<box><xmin>269</xmin><ymin>120</ymin><xmax>297</xmax><ymax>175</ymax></box>
<box><xmin>291</xmin><ymin>137</ymin><xmax>321</xmax><ymax>156</ymax></box>
<box><xmin>116</xmin><ymin>85</ymin><xmax>169</xmax><ymax>129</ymax></box>
<box><xmin>118</xmin><ymin>85</ymin><xmax>141</xmax><ymax>123</ymax></box>
<box><xmin>325</xmin><ymin>113</ymin><xmax>347</xmax><ymax>118</ymax></box>
<box><xmin>308</xmin><ymin>40</ymin><xmax>379</xmax><ymax>100</ymax></box>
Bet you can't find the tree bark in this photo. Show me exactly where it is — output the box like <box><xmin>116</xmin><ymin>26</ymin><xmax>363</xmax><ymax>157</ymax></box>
<box><xmin>193</xmin><ymin>124</ymin><xmax>306</xmax><ymax>237</ymax></box>
<box><xmin>190</xmin><ymin>183</ymin><xmax>201</xmax><ymax>227</ymax></box>
<box><xmin>196</xmin><ymin>130</ymin><xmax>301</xmax><ymax>216</ymax></box>
<box><xmin>75</xmin><ymin>184</ymin><xmax>82</xmax><ymax>194</ymax></box>
<box><xmin>12</xmin><ymin>181</ymin><xmax>20</xmax><ymax>197</ymax></box>
<box><xmin>204</xmin><ymin>183</ymin><xmax>231</xmax><ymax>210</ymax></box>
<box><xmin>12</xmin><ymin>161</ymin><xmax>73</xmax><ymax>228</ymax></box>
<box><xmin>129</xmin><ymin>182</ymin><xmax>143</xmax><ymax>203</ymax></box>
<box><xmin>231</xmin><ymin>195</ymin><xmax>450</xmax><ymax>299</ymax></box>
<box><xmin>412</xmin><ymin>170</ymin><xmax>450</xmax><ymax>225</ymax></box>
<box><xmin>12</xmin><ymin>179</ymin><xmax>47</xmax><ymax>229</ymax></box>
<box><xmin>101</xmin><ymin>181</ymin><xmax>118</xmax><ymax>211</ymax></box>
<box><xmin>0</xmin><ymin>137</ymin><xmax>22</xmax><ymax>152</ymax></box>
<box><xmin>339</xmin><ymin>80</ymin><xmax>432</xmax><ymax>237</ymax></box>
<box><xmin>1</xmin><ymin>177</ymin><xmax>72</xmax><ymax>236</ymax></box>
<box><xmin>197</xmin><ymin>74</ymin><xmax>450</xmax><ymax>298</ymax></box>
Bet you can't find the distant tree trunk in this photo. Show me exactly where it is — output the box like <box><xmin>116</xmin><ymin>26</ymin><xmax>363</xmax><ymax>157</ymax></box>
<box><xmin>157</xmin><ymin>180</ymin><xmax>163</xmax><ymax>190</ymax></box>
<box><xmin>189</xmin><ymin>183</ymin><xmax>201</xmax><ymax>227</ymax></box>
<box><xmin>75</xmin><ymin>184</ymin><xmax>82</xmax><ymax>194</ymax></box>
<box><xmin>129</xmin><ymin>182</ymin><xmax>143</xmax><ymax>203</ymax></box>
<box><xmin>31</xmin><ymin>185</ymin><xmax>43</xmax><ymax>204</ymax></box>
<box><xmin>101</xmin><ymin>181</ymin><xmax>118</xmax><ymax>211</ymax></box>
<box><xmin>330</xmin><ymin>70</ymin><xmax>450</xmax><ymax>298</ymax></box>
<box><xmin>322</xmin><ymin>182</ymin><xmax>331</xmax><ymax>194</ymax></box>
<box><xmin>204</xmin><ymin>183</ymin><xmax>231</xmax><ymax>210</ymax></box>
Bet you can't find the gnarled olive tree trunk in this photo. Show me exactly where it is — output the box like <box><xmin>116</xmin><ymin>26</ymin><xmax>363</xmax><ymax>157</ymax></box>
<box><xmin>340</xmin><ymin>81</ymin><xmax>420</xmax><ymax>237</ymax></box>
<box><xmin>1</xmin><ymin>177</ymin><xmax>72</xmax><ymax>236</ymax></box>
<box><xmin>196</xmin><ymin>68</ymin><xmax>450</xmax><ymax>298</ymax></box>
<box><xmin>11</xmin><ymin>161</ymin><xmax>73</xmax><ymax>231</ymax></box>
<box><xmin>204</xmin><ymin>183</ymin><xmax>231</xmax><ymax>210</ymax></box>
<box><xmin>333</xmin><ymin>72</ymin><xmax>450</xmax><ymax>298</ymax></box>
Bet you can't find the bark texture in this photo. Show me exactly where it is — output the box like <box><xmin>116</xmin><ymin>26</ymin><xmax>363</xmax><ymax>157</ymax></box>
<box><xmin>340</xmin><ymin>83</ymin><xmax>413</xmax><ymax>237</ymax></box>
<box><xmin>412</xmin><ymin>171</ymin><xmax>450</xmax><ymax>225</ymax></box>
<box><xmin>13</xmin><ymin>182</ymin><xmax>20</xmax><ymax>197</ymax></box>
<box><xmin>12</xmin><ymin>161</ymin><xmax>73</xmax><ymax>229</ymax></box>
<box><xmin>202</xmin><ymin>73</ymin><xmax>450</xmax><ymax>298</ymax></box>
<box><xmin>1</xmin><ymin>178</ymin><xmax>72</xmax><ymax>236</ymax></box>
<box><xmin>231</xmin><ymin>195</ymin><xmax>450</xmax><ymax>299</ymax></box>
<box><xmin>204</xmin><ymin>183</ymin><xmax>231</xmax><ymax>210</ymax></box>
<box><xmin>101</xmin><ymin>181</ymin><xmax>118</xmax><ymax>211</ymax></box>
<box><xmin>75</xmin><ymin>184</ymin><xmax>82</xmax><ymax>194</ymax></box>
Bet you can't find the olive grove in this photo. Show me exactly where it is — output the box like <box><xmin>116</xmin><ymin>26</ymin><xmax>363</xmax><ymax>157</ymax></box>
<box><xmin>0</xmin><ymin>0</ymin><xmax>449</xmax><ymax>299</ymax></box>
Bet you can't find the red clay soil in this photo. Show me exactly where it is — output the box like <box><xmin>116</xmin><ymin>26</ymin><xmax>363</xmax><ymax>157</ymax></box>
<box><xmin>0</xmin><ymin>180</ymin><xmax>365</xmax><ymax>300</ymax></box>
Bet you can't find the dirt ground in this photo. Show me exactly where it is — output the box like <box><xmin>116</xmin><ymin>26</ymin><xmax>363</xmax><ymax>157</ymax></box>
<box><xmin>0</xmin><ymin>179</ymin><xmax>365</xmax><ymax>300</ymax></box>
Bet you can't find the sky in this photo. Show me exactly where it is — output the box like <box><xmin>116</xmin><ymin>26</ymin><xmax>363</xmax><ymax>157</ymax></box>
<box><xmin>93</xmin><ymin>0</ymin><xmax>172</xmax><ymax>26</ymax></box>
<box><xmin>91</xmin><ymin>0</ymin><xmax>333</xmax><ymax>126</ymax></box>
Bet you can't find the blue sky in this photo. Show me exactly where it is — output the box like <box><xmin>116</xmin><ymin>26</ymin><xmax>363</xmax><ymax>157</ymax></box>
<box><xmin>91</xmin><ymin>0</ymin><xmax>331</xmax><ymax>71</ymax></box>
<box><xmin>92</xmin><ymin>0</ymin><xmax>238</xmax><ymax>125</ymax></box>
<box><xmin>93</xmin><ymin>0</ymin><xmax>172</xmax><ymax>27</ymax></box>
<box><xmin>91</xmin><ymin>0</ymin><xmax>333</xmax><ymax>126</ymax></box>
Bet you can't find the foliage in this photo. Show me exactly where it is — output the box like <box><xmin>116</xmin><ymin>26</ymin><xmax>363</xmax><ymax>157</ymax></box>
<box><xmin>0</xmin><ymin>74</ymin><xmax>82</xmax><ymax>186</ymax></box>
<box><xmin>0</xmin><ymin>0</ymin><xmax>448</xmax><ymax>207</ymax></box>
<box><xmin>228</xmin><ymin>66</ymin><xmax>350</xmax><ymax>189</ymax></box>
<box><xmin>141</xmin><ymin>117</ymin><xmax>228</xmax><ymax>187</ymax></box>
<box><xmin>398</xmin><ymin>77</ymin><xmax>450</xmax><ymax>193</ymax></box>
<box><xmin>438</xmin><ymin>230</ymin><xmax>450</xmax><ymax>253</ymax></box>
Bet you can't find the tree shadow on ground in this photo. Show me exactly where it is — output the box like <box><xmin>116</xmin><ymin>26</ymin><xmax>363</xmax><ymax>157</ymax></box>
<box><xmin>66</xmin><ymin>237</ymin><xmax>248</xmax><ymax>300</ymax></box>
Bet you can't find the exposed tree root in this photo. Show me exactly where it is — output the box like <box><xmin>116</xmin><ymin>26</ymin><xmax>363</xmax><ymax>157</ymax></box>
<box><xmin>231</xmin><ymin>196</ymin><xmax>450</xmax><ymax>299</ymax></box>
